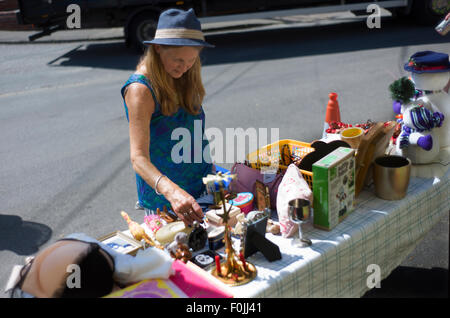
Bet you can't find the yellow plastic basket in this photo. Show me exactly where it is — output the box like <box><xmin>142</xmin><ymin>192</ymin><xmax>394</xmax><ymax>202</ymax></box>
<box><xmin>246</xmin><ymin>139</ymin><xmax>314</xmax><ymax>190</ymax></box>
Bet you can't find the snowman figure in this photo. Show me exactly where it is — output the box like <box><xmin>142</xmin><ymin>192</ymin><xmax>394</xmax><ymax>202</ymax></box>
<box><xmin>400</xmin><ymin>51</ymin><xmax>450</xmax><ymax>178</ymax></box>
<box><xmin>404</xmin><ymin>51</ymin><xmax>450</xmax><ymax>163</ymax></box>
<box><xmin>395</xmin><ymin>100</ymin><xmax>444</xmax><ymax>164</ymax></box>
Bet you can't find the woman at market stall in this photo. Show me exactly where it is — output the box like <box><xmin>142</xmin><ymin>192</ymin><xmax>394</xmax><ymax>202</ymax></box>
<box><xmin>121</xmin><ymin>8</ymin><xmax>215</xmax><ymax>225</ymax></box>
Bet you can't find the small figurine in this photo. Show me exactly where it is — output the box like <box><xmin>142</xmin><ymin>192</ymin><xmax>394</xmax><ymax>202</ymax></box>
<box><xmin>172</xmin><ymin>244</ymin><xmax>192</xmax><ymax>263</ymax></box>
<box><xmin>167</xmin><ymin>232</ymin><xmax>192</xmax><ymax>263</ymax></box>
<box><xmin>266</xmin><ymin>219</ymin><xmax>280</xmax><ymax>235</ymax></box>
<box><xmin>232</xmin><ymin>213</ymin><xmax>247</xmax><ymax>236</ymax></box>
<box><xmin>120</xmin><ymin>211</ymin><xmax>158</xmax><ymax>248</ymax></box>
<box><xmin>173</xmin><ymin>232</ymin><xmax>189</xmax><ymax>245</ymax></box>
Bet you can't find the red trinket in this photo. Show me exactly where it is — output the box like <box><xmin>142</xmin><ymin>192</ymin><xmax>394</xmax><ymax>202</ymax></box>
<box><xmin>215</xmin><ymin>255</ymin><xmax>221</xmax><ymax>276</ymax></box>
<box><xmin>239</xmin><ymin>252</ymin><xmax>247</xmax><ymax>271</ymax></box>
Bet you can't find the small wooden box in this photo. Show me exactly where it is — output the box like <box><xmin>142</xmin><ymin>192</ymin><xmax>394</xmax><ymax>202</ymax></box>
<box><xmin>206</xmin><ymin>203</ymin><xmax>242</xmax><ymax>227</ymax></box>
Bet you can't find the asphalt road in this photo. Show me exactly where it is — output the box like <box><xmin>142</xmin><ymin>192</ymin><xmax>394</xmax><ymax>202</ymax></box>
<box><xmin>0</xmin><ymin>13</ymin><xmax>448</xmax><ymax>298</ymax></box>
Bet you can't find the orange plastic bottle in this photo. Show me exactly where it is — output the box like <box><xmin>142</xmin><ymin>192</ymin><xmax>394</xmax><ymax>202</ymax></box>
<box><xmin>322</xmin><ymin>92</ymin><xmax>341</xmax><ymax>138</ymax></box>
<box><xmin>326</xmin><ymin>92</ymin><xmax>341</xmax><ymax>124</ymax></box>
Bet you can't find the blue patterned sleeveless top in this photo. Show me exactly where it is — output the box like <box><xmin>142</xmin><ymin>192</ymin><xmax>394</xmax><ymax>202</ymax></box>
<box><xmin>121</xmin><ymin>74</ymin><xmax>213</xmax><ymax>211</ymax></box>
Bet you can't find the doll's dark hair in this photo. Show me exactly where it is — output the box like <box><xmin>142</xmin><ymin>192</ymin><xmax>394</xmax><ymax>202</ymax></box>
<box><xmin>54</xmin><ymin>242</ymin><xmax>115</xmax><ymax>298</ymax></box>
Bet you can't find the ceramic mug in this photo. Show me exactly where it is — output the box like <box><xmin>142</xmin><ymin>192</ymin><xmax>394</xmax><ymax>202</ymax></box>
<box><xmin>373</xmin><ymin>155</ymin><xmax>411</xmax><ymax>200</ymax></box>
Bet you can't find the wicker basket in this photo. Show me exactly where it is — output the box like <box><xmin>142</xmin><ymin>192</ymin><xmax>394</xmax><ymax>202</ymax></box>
<box><xmin>246</xmin><ymin>139</ymin><xmax>314</xmax><ymax>190</ymax></box>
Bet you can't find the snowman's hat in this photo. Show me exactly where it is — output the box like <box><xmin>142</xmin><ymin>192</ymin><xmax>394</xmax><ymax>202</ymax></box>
<box><xmin>404</xmin><ymin>51</ymin><xmax>450</xmax><ymax>74</ymax></box>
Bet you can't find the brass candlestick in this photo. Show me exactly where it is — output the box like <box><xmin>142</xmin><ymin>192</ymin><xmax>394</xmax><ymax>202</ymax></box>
<box><xmin>203</xmin><ymin>173</ymin><xmax>257</xmax><ymax>285</ymax></box>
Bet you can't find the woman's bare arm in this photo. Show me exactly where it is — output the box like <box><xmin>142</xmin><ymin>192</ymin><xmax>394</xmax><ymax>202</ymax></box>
<box><xmin>125</xmin><ymin>83</ymin><xmax>203</xmax><ymax>224</ymax></box>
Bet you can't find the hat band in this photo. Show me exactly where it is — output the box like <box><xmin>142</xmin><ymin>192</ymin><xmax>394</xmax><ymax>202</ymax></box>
<box><xmin>408</xmin><ymin>61</ymin><xmax>448</xmax><ymax>72</ymax></box>
<box><xmin>154</xmin><ymin>28</ymin><xmax>205</xmax><ymax>41</ymax></box>
<box><xmin>413</xmin><ymin>65</ymin><xmax>447</xmax><ymax>71</ymax></box>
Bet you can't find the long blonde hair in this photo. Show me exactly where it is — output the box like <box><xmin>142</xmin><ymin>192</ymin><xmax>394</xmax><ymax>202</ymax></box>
<box><xmin>137</xmin><ymin>45</ymin><xmax>205</xmax><ymax>116</ymax></box>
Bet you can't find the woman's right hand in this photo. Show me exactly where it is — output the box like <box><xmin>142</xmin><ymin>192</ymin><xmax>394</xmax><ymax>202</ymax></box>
<box><xmin>159</xmin><ymin>179</ymin><xmax>204</xmax><ymax>226</ymax></box>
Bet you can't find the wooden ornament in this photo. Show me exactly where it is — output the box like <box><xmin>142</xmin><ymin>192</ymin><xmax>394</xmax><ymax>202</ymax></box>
<box><xmin>354</xmin><ymin>122</ymin><xmax>385</xmax><ymax>197</ymax></box>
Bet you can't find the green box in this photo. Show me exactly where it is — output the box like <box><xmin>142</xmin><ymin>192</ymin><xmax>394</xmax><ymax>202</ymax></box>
<box><xmin>312</xmin><ymin>147</ymin><xmax>355</xmax><ymax>231</ymax></box>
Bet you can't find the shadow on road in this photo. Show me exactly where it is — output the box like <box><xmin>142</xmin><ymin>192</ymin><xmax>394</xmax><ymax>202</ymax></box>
<box><xmin>363</xmin><ymin>266</ymin><xmax>448</xmax><ymax>298</ymax></box>
<box><xmin>48</xmin><ymin>17</ymin><xmax>449</xmax><ymax>70</ymax></box>
<box><xmin>0</xmin><ymin>214</ymin><xmax>52</xmax><ymax>256</ymax></box>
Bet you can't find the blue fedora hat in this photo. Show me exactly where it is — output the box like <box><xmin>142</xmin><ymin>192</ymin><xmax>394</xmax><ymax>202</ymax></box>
<box><xmin>404</xmin><ymin>51</ymin><xmax>450</xmax><ymax>74</ymax></box>
<box><xmin>143</xmin><ymin>8</ymin><xmax>214</xmax><ymax>48</ymax></box>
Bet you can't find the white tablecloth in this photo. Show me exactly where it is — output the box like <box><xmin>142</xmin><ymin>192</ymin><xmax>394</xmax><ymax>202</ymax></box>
<box><xmin>230</xmin><ymin>169</ymin><xmax>449</xmax><ymax>298</ymax></box>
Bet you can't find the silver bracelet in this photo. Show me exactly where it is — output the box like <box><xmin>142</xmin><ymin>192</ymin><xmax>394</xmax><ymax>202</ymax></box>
<box><xmin>154</xmin><ymin>174</ymin><xmax>166</xmax><ymax>195</ymax></box>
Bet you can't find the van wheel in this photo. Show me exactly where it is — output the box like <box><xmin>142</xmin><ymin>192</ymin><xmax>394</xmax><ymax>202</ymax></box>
<box><xmin>128</xmin><ymin>11</ymin><xmax>159</xmax><ymax>52</ymax></box>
